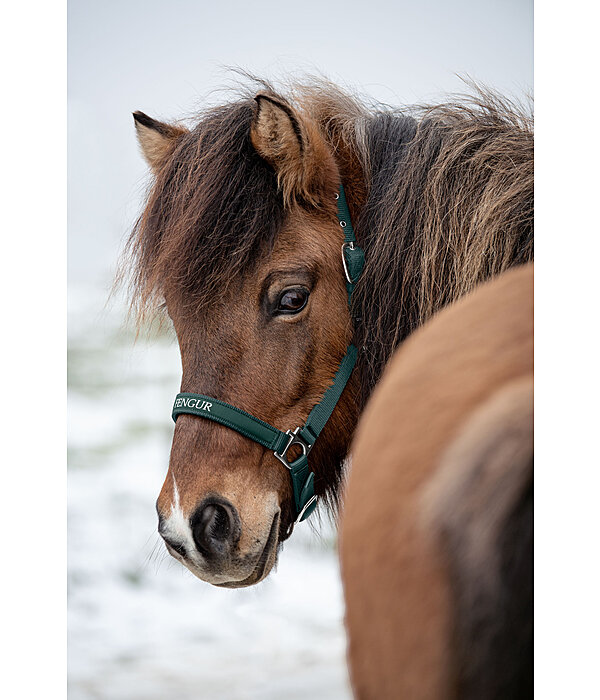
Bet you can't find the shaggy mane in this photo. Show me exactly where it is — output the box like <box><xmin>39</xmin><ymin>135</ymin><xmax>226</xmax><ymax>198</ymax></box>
<box><xmin>300</xmin><ymin>82</ymin><xmax>533</xmax><ymax>403</ymax></box>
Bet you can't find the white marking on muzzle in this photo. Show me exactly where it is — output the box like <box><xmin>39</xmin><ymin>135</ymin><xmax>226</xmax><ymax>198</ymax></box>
<box><xmin>161</xmin><ymin>480</ymin><xmax>281</xmax><ymax>586</ymax></box>
<box><xmin>161</xmin><ymin>476</ymin><xmax>197</xmax><ymax>555</ymax></box>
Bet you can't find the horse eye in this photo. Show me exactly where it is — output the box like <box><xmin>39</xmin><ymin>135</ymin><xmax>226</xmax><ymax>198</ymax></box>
<box><xmin>276</xmin><ymin>287</ymin><xmax>309</xmax><ymax>314</ymax></box>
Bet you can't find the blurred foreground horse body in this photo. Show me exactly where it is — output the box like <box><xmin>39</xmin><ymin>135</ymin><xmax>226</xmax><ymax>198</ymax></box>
<box><xmin>126</xmin><ymin>78</ymin><xmax>533</xmax><ymax>587</ymax></box>
<box><xmin>341</xmin><ymin>265</ymin><xmax>533</xmax><ymax>699</ymax></box>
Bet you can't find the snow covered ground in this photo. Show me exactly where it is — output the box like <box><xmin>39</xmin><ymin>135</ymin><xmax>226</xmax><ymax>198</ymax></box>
<box><xmin>68</xmin><ymin>284</ymin><xmax>352</xmax><ymax>699</ymax></box>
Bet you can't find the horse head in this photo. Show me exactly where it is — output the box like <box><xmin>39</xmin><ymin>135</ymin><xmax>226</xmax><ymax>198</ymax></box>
<box><xmin>130</xmin><ymin>93</ymin><xmax>359</xmax><ymax>587</ymax></box>
<box><xmin>128</xmin><ymin>82</ymin><xmax>534</xmax><ymax>588</ymax></box>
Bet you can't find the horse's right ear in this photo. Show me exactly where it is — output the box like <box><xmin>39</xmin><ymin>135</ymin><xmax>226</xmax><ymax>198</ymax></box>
<box><xmin>133</xmin><ymin>111</ymin><xmax>187</xmax><ymax>173</ymax></box>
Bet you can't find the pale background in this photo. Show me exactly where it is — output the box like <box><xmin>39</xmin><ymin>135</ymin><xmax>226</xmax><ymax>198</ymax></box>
<box><xmin>67</xmin><ymin>1</ymin><xmax>533</xmax><ymax>698</ymax></box>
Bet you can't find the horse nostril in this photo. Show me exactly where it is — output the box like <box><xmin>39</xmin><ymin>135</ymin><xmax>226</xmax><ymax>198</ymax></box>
<box><xmin>164</xmin><ymin>538</ymin><xmax>187</xmax><ymax>558</ymax></box>
<box><xmin>191</xmin><ymin>498</ymin><xmax>241</xmax><ymax>559</ymax></box>
<box><xmin>158</xmin><ymin>520</ymin><xmax>188</xmax><ymax>558</ymax></box>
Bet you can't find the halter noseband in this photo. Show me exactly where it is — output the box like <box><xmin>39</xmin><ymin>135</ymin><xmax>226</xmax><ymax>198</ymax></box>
<box><xmin>171</xmin><ymin>184</ymin><xmax>365</xmax><ymax>523</ymax></box>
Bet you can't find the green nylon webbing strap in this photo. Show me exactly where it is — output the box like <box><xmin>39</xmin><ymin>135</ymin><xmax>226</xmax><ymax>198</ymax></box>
<box><xmin>171</xmin><ymin>342</ymin><xmax>358</xmax><ymax>520</ymax></box>
<box><xmin>171</xmin><ymin>345</ymin><xmax>358</xmax><ymax>520</ymax></box>
<box><xmin>172</xmin><ymin>395</ymin><xmax>289</xmax><ymax>454</ymax></box>
<box><xmin>338</xmin><ymin>184</ymin><xmax>365</xmax><ymax>300</ymax></box>
<box><xmin>172</xmin><ymin>344</ymin><xmax>357</xmax><ymax>450</ymax></box>
<box><xmin>171</xmin><ymin>183</ymin><xmax>364</xmax><ymax>523</ymax></box>
<box><xmin>337</xmin><ymin>183</ymin><xmax>356</xmax><ymax>244</ymax></box>
<box><xmin>300</xmin><ymin>343</ymin><xmax>358</xmax><ymax>443</ymax></box>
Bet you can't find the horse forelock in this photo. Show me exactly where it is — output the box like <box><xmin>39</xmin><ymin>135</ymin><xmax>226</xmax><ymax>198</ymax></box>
<box><xmin>125</xmin><ymin>98</ymin><xmax>286</xmax><ymax>321</ymax></box>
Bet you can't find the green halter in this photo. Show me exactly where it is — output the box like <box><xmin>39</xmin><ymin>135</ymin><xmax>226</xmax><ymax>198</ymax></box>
<box><xmin>172</xmin><ymin>184</ymin><xmax>364</xmax><ymax>522</ymax></box>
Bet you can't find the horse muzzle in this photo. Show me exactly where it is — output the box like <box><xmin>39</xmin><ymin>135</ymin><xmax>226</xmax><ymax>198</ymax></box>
<box><xmin>158</xmin><ymin>495</ymin><xmax>281</xmax><ymax>587</ymax></box>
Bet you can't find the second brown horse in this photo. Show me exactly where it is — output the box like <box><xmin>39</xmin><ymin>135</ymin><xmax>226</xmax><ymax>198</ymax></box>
<box><xmin>341</xmin><ymin>264</ymin><xmax>533</xmax><ymax>699</ymax></box>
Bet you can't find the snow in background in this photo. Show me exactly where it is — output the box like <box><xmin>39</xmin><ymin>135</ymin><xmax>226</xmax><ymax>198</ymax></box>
<box><xmin>68</xmin><ymin>284</ymin><xmax>351</xmax><ymax>699</ymax></box>
<box><xmin>68</xmin><ymin>1</ymin><xmax>532</xmax><ymax>696</ymax></box>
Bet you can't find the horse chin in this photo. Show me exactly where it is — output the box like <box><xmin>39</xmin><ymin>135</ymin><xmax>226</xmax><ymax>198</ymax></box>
<box><xmin>215</xmin><ymin>510</ymin><xmax>281</xmax><ymax>588</ymax></box>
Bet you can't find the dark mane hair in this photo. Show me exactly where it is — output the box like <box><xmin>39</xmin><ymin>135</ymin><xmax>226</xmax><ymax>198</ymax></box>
<box><xmin>300</xmin><ymin>83</ymin><xmax>533</xmax><ymax>404</ymax></box>
<box><xmin>126</xmin><ymin>98</ymin><xmax>285</xmax><ymax>319</ymax></box>
<box><xmin>125</xmin><ymin>80</ymin><xmax>533</xmax><ymax>411</ymax></box>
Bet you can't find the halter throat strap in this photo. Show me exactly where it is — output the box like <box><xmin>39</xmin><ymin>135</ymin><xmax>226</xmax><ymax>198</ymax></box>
<box><xmin>172</xmin><ymin>184</ymin><xmax>364</xmax><ymax>523</ymax></box>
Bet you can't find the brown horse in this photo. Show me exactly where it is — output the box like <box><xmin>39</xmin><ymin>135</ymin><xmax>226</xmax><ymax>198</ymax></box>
<box><xmin>340</xmin><ymin>264</ymin><xmax>533</xmax><ymax>699</ymax></box>
<box><xmin>125</xmin><ymin>79</ymin><xmax>533</xmax><ymax>587</ymax></box>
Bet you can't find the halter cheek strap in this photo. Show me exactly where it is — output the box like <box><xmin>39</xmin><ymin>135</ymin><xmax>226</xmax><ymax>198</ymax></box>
<box><xmin>172</xmin><ymin>184</ymin><xmax>364</xmax><ymax>523</ymax></box>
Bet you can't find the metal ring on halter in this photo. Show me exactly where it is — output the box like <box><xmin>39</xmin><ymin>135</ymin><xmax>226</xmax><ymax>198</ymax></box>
<box><xmin>273</xmin><ymin>426</ymin><xmax>313</xmax><ymax>469</ymax></box>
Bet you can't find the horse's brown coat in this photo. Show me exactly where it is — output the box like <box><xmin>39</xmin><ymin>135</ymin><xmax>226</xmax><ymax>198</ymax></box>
<box><xmin>340</xmin><ymin>264</ymin><xmax>533</xmax><ymax>699</ymax></box>
<box><xmin>124</xmin><ymin>78</ymin><xmax>533</xmax><ymax>586</ymax></box>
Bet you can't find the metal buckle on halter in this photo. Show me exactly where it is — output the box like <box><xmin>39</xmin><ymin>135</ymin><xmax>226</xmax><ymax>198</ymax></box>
<box><xmin>273</xmin><ymin>426</ymin><xmax>313</xmax><ymax>468</ymax></box>
<box><xmin>341</xmin><ymin>242</ymin><xmax>355</xmax><ymax>284</ymax></box>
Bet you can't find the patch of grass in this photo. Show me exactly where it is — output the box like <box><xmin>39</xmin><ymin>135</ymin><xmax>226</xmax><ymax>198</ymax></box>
<box><xmin>121</xmin><ymin>569</ymin><xmax>143</xmax><ymax>587</ymax></box>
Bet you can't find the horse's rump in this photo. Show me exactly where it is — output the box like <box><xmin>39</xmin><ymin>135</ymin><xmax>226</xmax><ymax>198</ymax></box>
<box><xmin>340</xmin><ymin>264</ymin><xmax>533</xmax><ymax>699</ymax></box>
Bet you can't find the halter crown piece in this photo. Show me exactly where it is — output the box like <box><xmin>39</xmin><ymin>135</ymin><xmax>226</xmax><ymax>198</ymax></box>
<box><xmin>172</xmin><ymin>184</ymin><xmax>365</xmax><ymax>523</ymax></box>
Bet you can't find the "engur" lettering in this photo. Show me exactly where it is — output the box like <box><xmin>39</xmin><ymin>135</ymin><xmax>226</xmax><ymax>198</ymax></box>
<box><xmin>174</xmin><ymin>397</ymin><xmax>212</xmax><ymax>412</ymax></box>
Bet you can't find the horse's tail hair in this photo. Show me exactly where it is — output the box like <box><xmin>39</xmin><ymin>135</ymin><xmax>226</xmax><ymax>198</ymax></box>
<box><xmin>423</xmin><ymin>375</ymin><xmax>533</xmax><ymax>699</ymax></box>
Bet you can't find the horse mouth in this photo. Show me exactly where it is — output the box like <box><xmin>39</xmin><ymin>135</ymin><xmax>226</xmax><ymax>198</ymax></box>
<box><xmin>216</xmin><ymin>511</ymin><xmax>280</xmax><ymax>589</ymax></box>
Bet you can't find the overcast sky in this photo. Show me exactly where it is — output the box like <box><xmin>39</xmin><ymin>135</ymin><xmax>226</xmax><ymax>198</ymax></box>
<box><xmin>68</xmin><ymin>0</ymin><xmax>533</xmax><ymax>286</ymax></box>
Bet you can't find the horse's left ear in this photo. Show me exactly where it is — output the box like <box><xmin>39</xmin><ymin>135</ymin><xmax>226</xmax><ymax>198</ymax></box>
<box><xmin>251</xmin><ymin>93</ymin><xmax>338</xmax><ymax>206</ymax></box>
<box><xmin>133</xmin><ymin>111</ymin><xmax>187</xmax><ymax>173</ymax></box>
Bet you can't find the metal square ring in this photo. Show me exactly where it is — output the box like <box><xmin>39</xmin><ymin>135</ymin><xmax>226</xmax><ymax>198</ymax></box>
<box><xmin>273</xmin><ymin>427</ymin><xmax>313</xmax><ymax>469</ymax></box>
